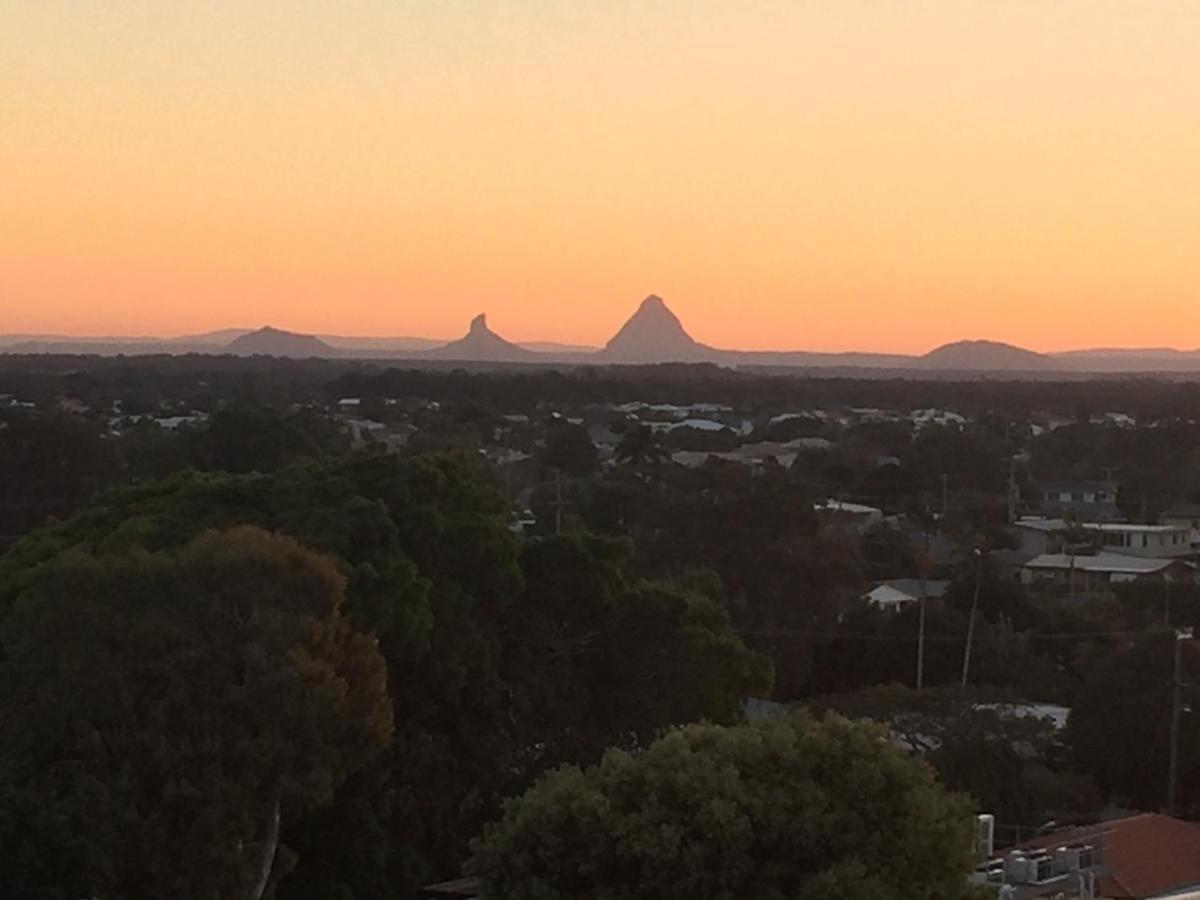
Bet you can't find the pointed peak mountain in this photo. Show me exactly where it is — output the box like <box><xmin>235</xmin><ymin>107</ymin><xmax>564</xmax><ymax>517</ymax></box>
<box><xmin>427</xmin><ymin>313</ymin><xmax>536</xmax><ymax>361</ymax></box>
<box><xmin>227</xmin><ymin>326</ymin><xmax>334</xmax><ymax>358</ymax></box>
<box><xmin>602</xmin><ymin>295</ymin><xmax>712</xmax><ymax>362</ymax></box>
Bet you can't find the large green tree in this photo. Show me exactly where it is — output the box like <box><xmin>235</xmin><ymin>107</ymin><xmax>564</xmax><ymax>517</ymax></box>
<box><xmin>1068</xmin><ymin>634</ymin><xmax>1200</xmax><ymax>816</ymax></box>
<box><xmin>470</xmin><ymin>712</ymin><xmax>985</xmax><ymax>900</ymax></box>
<box><xmin>0</xmin><ymin>527</ymin><xmax>392</xmax><ymax>899</ymax></box>
<box><xmin>505</xmin><ymin>533</ymin><xmax>772</xmax><ymax>765</ymax></box>
<box><xmin>812</xmin><ymin>685</ymin><xmax>1100</xmax><ymax>828</ymax></box>
<box><xmin>0</xmin><ymin>451</ymin><xmax>768</xmax><ymax>898</ymax></box>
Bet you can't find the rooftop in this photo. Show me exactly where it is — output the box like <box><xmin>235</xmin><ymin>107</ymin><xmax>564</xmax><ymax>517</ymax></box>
<box><xmin>1023</xmin><ymin>552</ymin><xmax>1180</xmax><ymax>575</ymax></box>
<box><xmin>1010</xmin><ymin>814</ymin><xmax>1200</xmax><ymax>899</ymax></box>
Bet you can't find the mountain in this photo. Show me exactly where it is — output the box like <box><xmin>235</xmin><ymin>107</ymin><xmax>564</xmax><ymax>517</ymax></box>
<box><xmin>317</xmin><ymin>334</ymin><xmax>443</xmax><ymax>352</ymax></box>
<box><xmin>602</xmin><ymin>295</ymin><xmax>714</xmax><ymax>362</ymax></box>
<box><xmin>227</xmin><ymin>326</ymin><xmax>335</xmax><ymax>358</ymax></box>
<box><xmin>425</xmin><ymin>314</ymin><xmax>536</xmax><ymax>361</ymax></box>
<box><xmin>172</xmin><ymin>328</ymin><xmax>254</xmax><ymax>345</ymax></box>
<box><xmin>917</xmin><ymin>340</ymin><xmax>1052</xmax><ymax>371</ymax></box>
<box><xmin>520</xmin><ymin>340</ymin><xmax>600</xmax><ymax>354</ymax></box>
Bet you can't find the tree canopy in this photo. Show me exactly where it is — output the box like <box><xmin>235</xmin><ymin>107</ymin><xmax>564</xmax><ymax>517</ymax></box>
<box><xmin>0</xmin><ymin>527</ymin><xmax>392</xmax><ymax>899</ymax></box>
<box><xmin>0</xmin><ymin>451</ymin><xmax>770</xmax><ymax>898</ymax></box>
<box><xmin>470</xmin><ymin>712</ymin><xmax>984</xmax><ymax>900</ymax></box>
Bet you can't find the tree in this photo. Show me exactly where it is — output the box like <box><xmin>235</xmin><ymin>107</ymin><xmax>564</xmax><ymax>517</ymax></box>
<box><xmin>0</xmin><ymin>452</ymin><xmax>769</xmax><ymax>898</ymax></box>
<box><xmin>470</xmin><ymin>712</ymin><xmax>984</xmax><ymax>900</ymax></box>
<box><xmin>506</xmin><ymin>533</ymin><xmax>772</xmax><ymax>764</ymax></box>
<box><xmin>614</xmin><ymin>424</ymin><xmax>670</xmax><ymax>473</ymax></box>
<box><xmin>1068</xmin><ymin>634</ymin><xmax>1200</xmax><ymax>816</ymax></box>
<box><xmin>578</xmin><ymin>461</ymin><xmax>859</xmax><ymax>699</ymax></box>
<box><xmin>812</xmin><ymin>686</ymin><xmax>1101</xmax><ymax>828</ymax></box>
<box><xmin>539</xmin><ymin>421</ymin><xmax>598</xmax><ymax>477</ymax></box>
<box><xmin>0</xmin><ymin>527</ymin><xmax>392</xmax><ymax>899</ymax></box>
<box><xmin>0</xmin><ymin>409</ymin><xmax>120</xmax><ymax>539</ymax></box>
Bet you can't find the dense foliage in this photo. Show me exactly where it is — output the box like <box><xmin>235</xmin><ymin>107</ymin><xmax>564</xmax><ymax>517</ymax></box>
<box><xmin>0</xmin><ymin>451</ymin><xmax>769</xmax><ymax>897</ymax></box>
<box><xmin>471</xmin><ymin>713</ymin><xmax>985</xmax><ymax>900</ymax></box>
<box><xmin>0</xmin><ymin>528</ymin><xmax>392</xmax><ymax>898</ymax></box>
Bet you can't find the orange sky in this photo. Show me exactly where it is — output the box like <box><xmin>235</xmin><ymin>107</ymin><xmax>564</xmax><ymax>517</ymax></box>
<box><xmin>3</xmin><ymin>1</ymin><xmax>1199</xmax><ymax>353</ymax></box>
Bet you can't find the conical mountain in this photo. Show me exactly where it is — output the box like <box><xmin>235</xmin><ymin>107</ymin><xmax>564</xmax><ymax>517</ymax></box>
<box><xmin>602</xmin><ymin>295</ymin><xmax>713</xmax><ymax>362</ymax></box>
<box><xmin>427</xmin><ymin>314</ymin><xmax>536</xmax><ymax>361</ymax></box>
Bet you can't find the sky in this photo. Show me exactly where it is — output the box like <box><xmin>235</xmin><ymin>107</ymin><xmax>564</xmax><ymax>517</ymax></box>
<box><xmin>2</xmin><ymin>1</ymin><xmax>1199</xmax><ymax>353</ymax></box>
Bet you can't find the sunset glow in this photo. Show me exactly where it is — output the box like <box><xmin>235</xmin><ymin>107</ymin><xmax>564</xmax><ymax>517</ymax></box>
<box><xmin>3</xmin><ymin>1</ymin><xmax>1199</xmax><ymax>353</ymax></box>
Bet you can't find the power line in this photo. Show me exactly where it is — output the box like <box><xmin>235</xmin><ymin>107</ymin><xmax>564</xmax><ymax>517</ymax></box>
<box><xmin>737</xmin><ymin>626</ymin><xmax>1180</xmax><ymax>642</ymax></box>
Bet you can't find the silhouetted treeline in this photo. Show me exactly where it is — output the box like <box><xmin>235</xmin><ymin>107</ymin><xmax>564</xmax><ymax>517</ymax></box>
<box><xmin>7</xmin><ymin>353</ymin><xmax>1200</xmax><ymax>418</ymax></box>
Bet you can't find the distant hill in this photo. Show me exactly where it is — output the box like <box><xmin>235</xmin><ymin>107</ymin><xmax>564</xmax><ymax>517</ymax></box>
<box><xmin>318</xmin><ymin>334</ymin><xmax>444</xmax><ymax>352</ymax></box>
<box><xmin>917</xmin><ymin>340</ymin><xmax>1052</xmax><ymax>371</ymax></box>
<box><xmin>425</xmin><ymin>314</ymin><xmax>536</xmax><ymax>361</ymax></box>
<box><xmin>602</xmin><ymin>295</ymin><xmax>715</xmax><ymax>362</ymax></box>
<box><xmin>1051</xmin><ymin>347</ymin><xmax>1200</xmax><ymax>372</ymax></box>
<box><xmin>11</xmin><ymin>306</ymin><xmax>1200</xmax><ymax>373</ymax></box>
<box><xmin>227</xmin><ymin>326</ymin><xmax>335</xmax><ymax>358</ymax></box>
<box><xmin>520</xmin><ymin>340</ymin><xmax>600</xmax><ymax>354</ymax></box>
<box><xmin>172</xmin><ymin>328</ymin><xmax>254</xmax><ymax>345</ymax></box>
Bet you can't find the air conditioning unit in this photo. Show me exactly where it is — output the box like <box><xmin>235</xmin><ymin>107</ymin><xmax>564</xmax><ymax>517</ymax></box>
<box><xmin>1004</xmin><ymin>852</ymin><xmax>1031</xmax><ymax>884</ymax></box>
<box><xmin>1055</xmin><ymin>845</ymin><xmax>1081</xmax><ymax>873</ymax></box>
<box><xmin>1029</xmin><ymin>853</ymin><xmax>1055</xmax><ymax>882</ymax></box>
<box><xmin>970</xmin><ymin>859</ymin><xmax>1006</xmax><ymax>885</ymax></box>
<box><xmin>975</xmin><ymin>814</ymin><xmax>996</xmax><ymax>860</ymax></box>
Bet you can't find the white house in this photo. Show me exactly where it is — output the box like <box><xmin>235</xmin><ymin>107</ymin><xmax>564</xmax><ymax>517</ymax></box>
<box><xmin>1015</xmin><ymin>517</ymin><xmax>1192</xmax><ymax>559</ymax></box>
<box><xmin>864</xmin><ymin>579</ymin><xmax>949</xmax><ymax>612</ymax></box>
<box><xmin>815</xmin><ymin>499</ymin><xmax>885</xmax><ymax>532</ymax></box>
<box><xmin>1161</xmin><ymin>504</ymin><xmax>1200</xmax><ymax>551</ymax></box>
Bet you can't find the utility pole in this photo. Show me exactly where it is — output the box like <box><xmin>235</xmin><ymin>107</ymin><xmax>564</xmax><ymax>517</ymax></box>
<box><xmin>961</xmin><ymin>548</ymin><xmax>983</xmax><ymax>689</ymax></box>
<box><xmin>1167</xmin><ymin>628</ymin><xmax>1193</xmax><ymax>817</ymax></box>
<box><xmin>917</xmin><ymin>534</ymin><xmax>931</xmax><ymax>691</ymax></box>
<box><xmin>553</xmin><ymin>469</ymin><xmax>564</xmax><ymax>535</ymax></box>
<box><xmin>1007</xmin><ymin>456</ymin><xmax>1018</xmax><ymax>525</ymax></box>
<box><xmin>940</xmin><ymin>473</ymin><xmax>949</xmax><ymax>534</ymax></box>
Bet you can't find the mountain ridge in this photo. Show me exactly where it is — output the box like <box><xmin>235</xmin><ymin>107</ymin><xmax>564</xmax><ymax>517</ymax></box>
<box><xmin>8</xmin><ymin>299</ymin><xmax>1200</xmax><ymax>373</ymax></box>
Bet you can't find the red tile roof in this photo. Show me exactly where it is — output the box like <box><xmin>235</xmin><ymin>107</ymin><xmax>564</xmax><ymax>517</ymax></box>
<box><xmin>1013</xmin><ymin>814</ymin><xmax>1200</xmax><ymax>898</ymax></box>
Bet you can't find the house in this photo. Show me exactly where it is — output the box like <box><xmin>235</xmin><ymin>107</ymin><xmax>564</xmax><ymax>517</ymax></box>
<box><xmin>985</xmin><ymin>814</ymin><xmax>1200</xmax><ymax>899</ymax></box>
<box><xmin>671</xmin><ymin>441</ymin><xmax>801</xmax><ymax>470</ymax></box>
<box><xmin>1021</xmin><ymin>552</ymin><xmax>1193</xmax><ymax>589</ymax></box>
<box><xmin>1089</xmin><ymin>523</ymin><xmax>1193</xmax><ymax>559</ymax></box>
<box><xmin>911</xmin><ymin>408</ymin><xmax>967</xmax><ymax>429</ymax></box>
<box><xmin>1015</xmin><ymin>518</ymin><xmax>1074</xmax><ymax>556</ymax></box>
<box><xmin>864</xmin><ymin>579</ymin><xmax>949</xmax><ymax>611</ymax></box>
<box><xmin>666</xmin><ymin>418</ymin><xmax>732</xmax><ymax>433</ymax></box>
<box><xmin>1033</xmin><ymin>480</ymin><xmax>1121</xmax><ymax>522</ymax></box>
<box><xmin>1160</xmin><ymin>504</ymin><xmax>1200</xmax><ymax>551</ymax></box>
<box><xmin>420</xmin><ymin>878</ymin><xmax>484</xmax><ymax>899</ymax></box>
<box><xmin>785</xmin><ymin>437</ymin><xmax>833</xmax><ymax>451</ymax></box>
<box><xmin>1015</xmin><ymin>518</ymin><xmax>1193</xmax><ymax>559</ymax></box>
<box><xmin>814</xmin><ymin>499</ymin><xmax>885</xmax><ymax>532</ymax></box>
